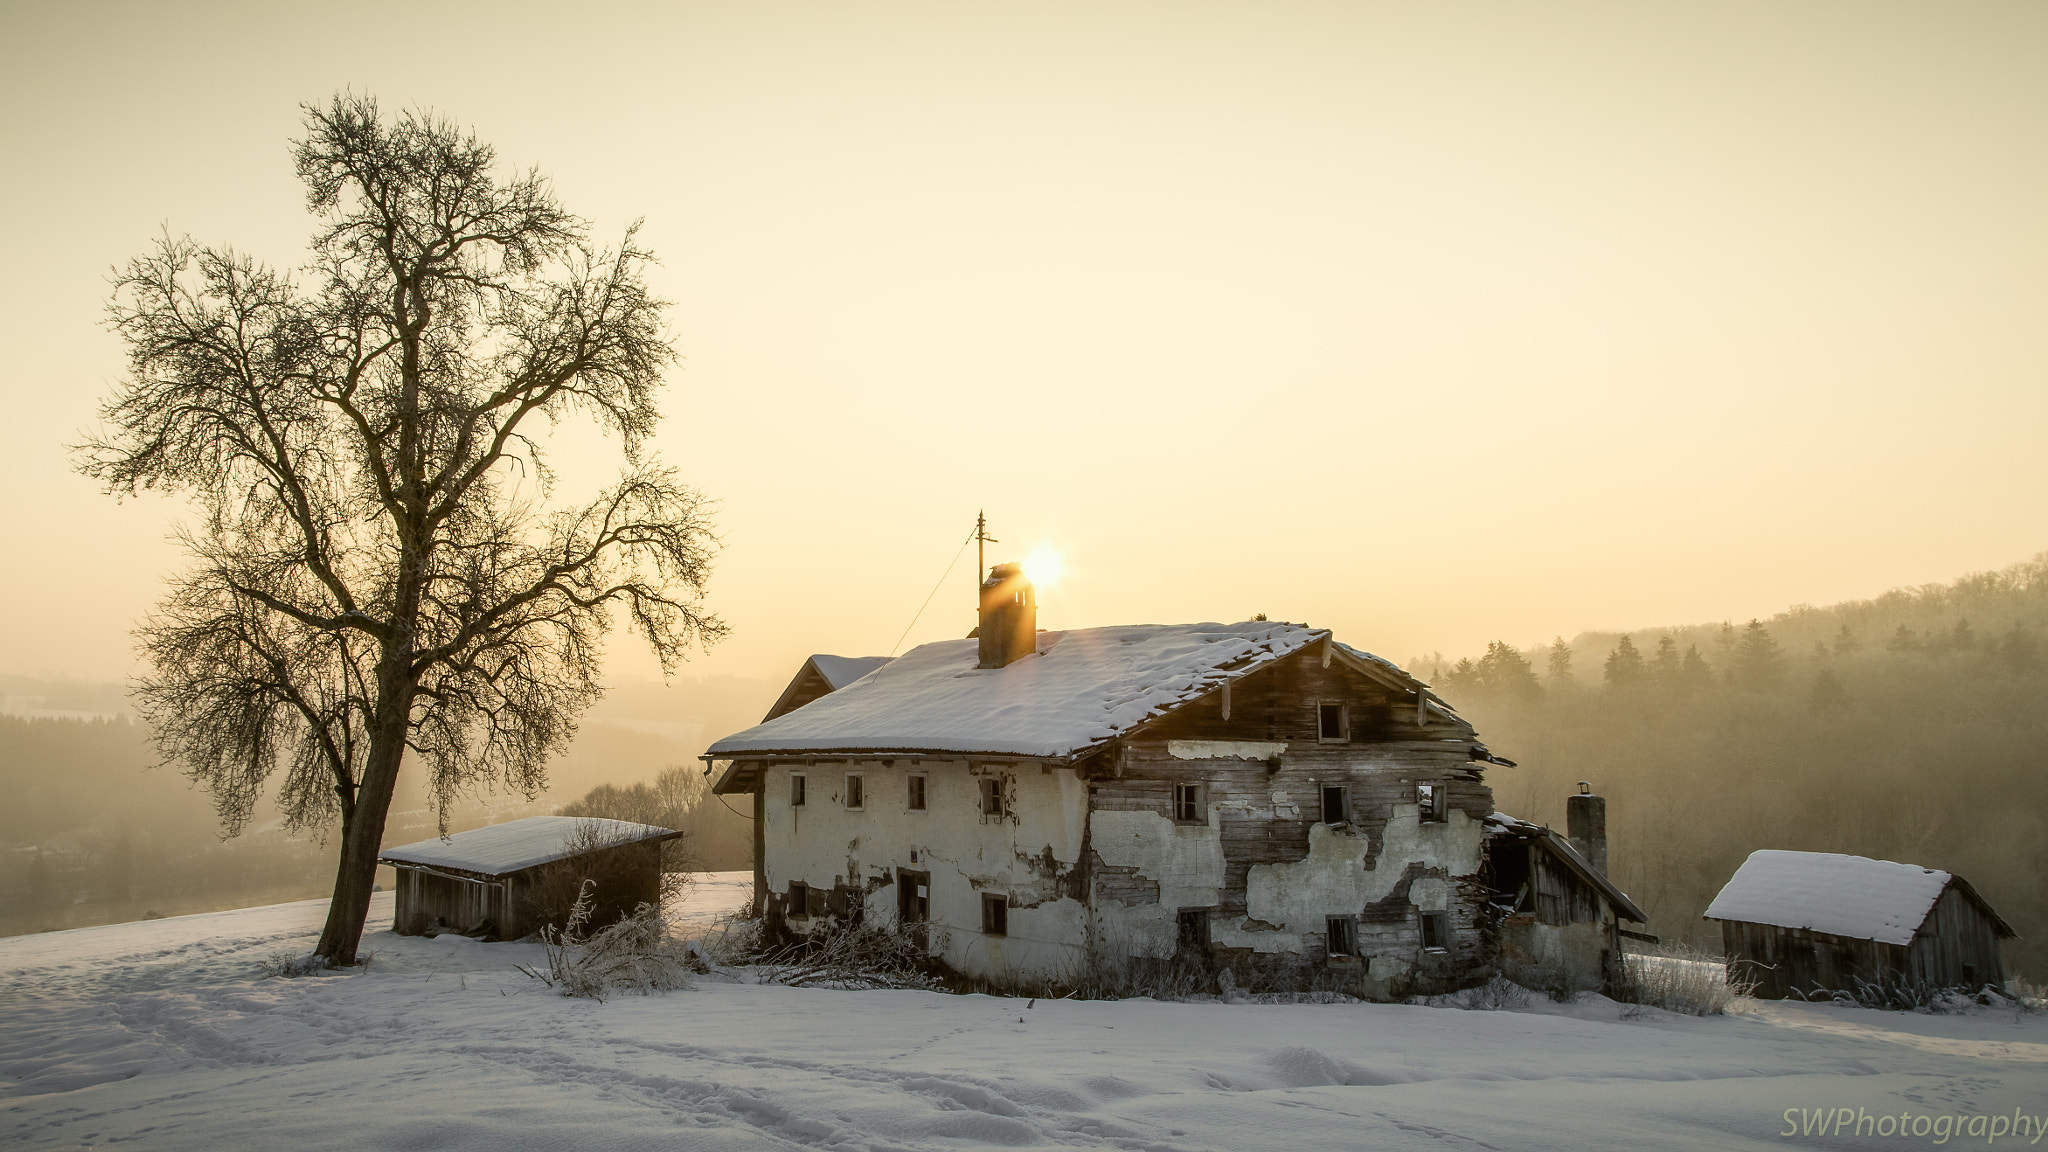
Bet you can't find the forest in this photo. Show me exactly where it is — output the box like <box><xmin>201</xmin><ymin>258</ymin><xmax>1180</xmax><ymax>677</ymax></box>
<box><xmin>1416</xmin><ymin>552</ymin><xmax>2048</xmax><ymax>978</ymax></box>
<box><xmin>0</xmin><ymin>674</ymin><xmax>766</xmax><ymax>937</ymax></box>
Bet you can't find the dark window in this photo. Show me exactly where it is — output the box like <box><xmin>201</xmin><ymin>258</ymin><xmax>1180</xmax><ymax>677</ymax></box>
<box><xmin>1173</xmin><ymin>783</ymin><xmax>1204</xmax><ymax>823</ymax></box>
<box><xmin>788</xmin><ymin>881</ymin><xmax>807</xmax><ymax>916</ymax></box>
<box><xmin>790</xmin><ymin>773</ymin><xmax>806</xmax><ymax>807</ymax></box>
<box><xmin>1318</xmin><ymin>703</ymin><xmax>1347</xmax><ymax>742</ymax></box>
<box><xmin>1417</xmin><ymin>782</ymin><xmax>1445</xmax><ymax>823</ymax></box>
<box><xmin>980</xmin><ymin>777</ymin><xmax>1004</xmax><ymax>817</ymax></box>
<box><xmin>844</xmin><ymin>774</ymin><xmax>863</xmax><ymax>809</ymax></box>
<box><xmin>898</xmin><ymin>869</ymin><xmax>930</xmax><ymax>925</ymax></box>
<box><xmin>1327</xmin><ymin>916</ymin><xmax>1358</xmax><ymax>957</ymax></box>
<box><xmin>1178</xmin><ymin>908</ymin><xmax>1211</xmax><ymax>952</ymax></box>
<box><xmin>908</xmin><ymin>774</ymin><xmax>927</xmax><ymax>810</ymax></box>
<box><xmin>806</xmin><ymin>886</ymin><xmax>828</xmax><ymax>918</ymax></box>
<box><xmin>1420</xmin><ymin>910</ymin><xmax>1449</xmax><ymax>951</ymax></box>
<box><xmin>1321</xmin><ymin>785</ymin><xmax>1348</xmax><ymax>826</ymax></box>
<box><xmin>981</xmin><ymin>893</ymin><xmax>1008</xmax><ymax>935</ymax></box>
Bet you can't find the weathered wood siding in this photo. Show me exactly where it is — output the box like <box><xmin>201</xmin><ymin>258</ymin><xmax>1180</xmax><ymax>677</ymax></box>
<box><xmin>392</xmin><ymin>840</ymin><xmax>665</xmax><ymax>940</ymax></box>
<box><xmin>1721</xmin><ymin>880</ymin><xmax>2008</xmax><ymax>999</ymax></box>
<box><xmin>393</xmin><ymin>867</ymin><xmax>510</xmax><ymax>937</ymax></box>
<box><xmin>1906</xmin><ymin>885</ymin><xmax>2006</xmax><ymax>990</ymax></box>
<box><xmin>1081</xmin><ymin>645</ymin><xmax>1492</xmax><ymax>997</ymax></box>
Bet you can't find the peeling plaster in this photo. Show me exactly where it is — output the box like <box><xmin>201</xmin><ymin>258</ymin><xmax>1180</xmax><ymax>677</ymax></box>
<box><xmin>1226</xmin><ymin>808</ymin><xmax>1485</xmax><ymax>954</ymax></box>
<box><xmin>762</xmin><ymin>759</ymin><xmax>1090</xmax><ymax>980</ymax></box>
<box><xmin>1089</xmin><ymin>808</ymin><xmax>1228</xmax><ymax>957</ymax></box>
<box><xmin>1167</xmin><ymin>740</ymin><xmax>1287</xmax><ymax>761</ymax></box>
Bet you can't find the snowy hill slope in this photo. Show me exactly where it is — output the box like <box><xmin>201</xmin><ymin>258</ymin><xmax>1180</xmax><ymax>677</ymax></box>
<box><xmin>2</xmin><ymin>876</ymin><xmax>2044</xmax><ymax>1151</ymax></box>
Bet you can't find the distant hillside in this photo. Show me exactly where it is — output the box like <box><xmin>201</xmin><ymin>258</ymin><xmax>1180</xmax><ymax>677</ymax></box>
<box><xmin>1416</xmin><ymin>551</ymin><xmax>2048</xmax><ymax>979</ymax></box>
<box><xmin>0</xmin><ymin>672</ymin><xmax>780</xmax><ymax>937</ymax></box>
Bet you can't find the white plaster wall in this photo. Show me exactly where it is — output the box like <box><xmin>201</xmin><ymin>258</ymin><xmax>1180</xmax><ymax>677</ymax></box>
<box><xmin>1090</xmin><ymin>807</ymin><xmax>1226</xmax><ymax>957</ymax></box>
<box><xmin>760</xmin><ymin>759</ymin><xmax>1090</xmax><ymax>982</ymax></box>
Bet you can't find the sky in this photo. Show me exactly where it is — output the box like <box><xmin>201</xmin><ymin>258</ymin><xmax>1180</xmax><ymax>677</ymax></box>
<box><xmin>2</xmin><ymin>0</ymin><xmax>2044</xmax><ymax>688</ymax></box>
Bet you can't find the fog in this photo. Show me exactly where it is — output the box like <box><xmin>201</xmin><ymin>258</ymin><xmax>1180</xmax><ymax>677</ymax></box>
<box><xmin>3</xmin><ymin>2</ymin><xmax>2045</xmax><ymax>988</ymax></box>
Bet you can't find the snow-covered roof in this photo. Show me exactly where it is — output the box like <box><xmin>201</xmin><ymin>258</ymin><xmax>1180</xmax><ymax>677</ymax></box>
<box><xmin>1703</xmin><ymin>850</ymin><xmax>1960</xmax><ymax>945</ymax></box>
<box><xmin>810</xmin><ymin>655</ymin><xmax>894</xmax><ymax>690</ymax></box>
<box><xmin>378</xmin><ymin>816</ymin><xmax>679</xmax><ymax>878</ymax></box>
<box><xmin>710</xmin><ymin>622</ymin><xmax>1437</xmax><ymax>761</ymax></box>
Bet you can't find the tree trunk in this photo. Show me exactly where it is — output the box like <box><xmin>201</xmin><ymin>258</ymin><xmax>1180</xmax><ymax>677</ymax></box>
<box><xmin>312</xmin><ymin>684</ymin><xmax>412</xmax><ymax>966</ymax></box>
<box><xmin>314</xmin><ymin>575</ymin><xmax>420</xmax><ymax>967</ymax></box>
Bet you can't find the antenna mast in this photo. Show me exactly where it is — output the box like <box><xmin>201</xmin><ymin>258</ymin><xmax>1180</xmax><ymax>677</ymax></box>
<box><xmin>974</xmin><ymin>510</ymin><xmax>998</xmax><ymax>587</ymax></box>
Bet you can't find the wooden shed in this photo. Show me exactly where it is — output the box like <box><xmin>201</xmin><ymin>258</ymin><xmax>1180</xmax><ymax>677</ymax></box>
<box><xmin>1705</xmin><ymin>850</ymin><xmax>2016</xmax><ymax>999</ymax></box>
<box><xmin>1483</xmin><ymin>809</ymin><xmax>1651</xmax><ymax>995</ymax></box>
<box><xmin>379</xmin><ymin>816</ymin><xmax>682</xmax><ymax>940</ymax></box>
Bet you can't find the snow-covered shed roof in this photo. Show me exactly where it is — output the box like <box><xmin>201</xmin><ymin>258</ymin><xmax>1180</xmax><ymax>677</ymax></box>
<box><xmin>760</xmin><ymin>654</ymin><xmax>896</xmax><ymax>724</ymax></box>
<box><xmin>1703</xmin><ymin>850</ymin><xmax>2013</xmax><ymax>945</ymax></box>
<box><xmin>379</xmin><ymin>816</ymin><xmax>680</xmax><ymax>878</ymax></box>
<box><xmin>709</xmin><ymin>622</ymin><xmax>1460</xmax><ymax>770</ymax></box>
<box><xmin>811</xmin><ymin>655</ymin><xmax>893</xmax><ymax>689</ymax></box>
<box><xmin>1483</xmin><ymin>812</ymin><xmax>1649</xmax><ymax>923</ymax></box>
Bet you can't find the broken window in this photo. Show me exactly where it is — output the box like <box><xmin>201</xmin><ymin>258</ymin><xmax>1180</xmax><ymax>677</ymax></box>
<box><xmin>1177</xmin><ymin>908</ymin><xmax>1211</xmax><ymax>952</ymax></box>
<box><xmin>981</xmin><ymin>893</ymin><xmax>1008</xmax><ymax>936</ymax></box>
<box><xmin>1173</xmin><ymin>782</ymin><xmax>1204</xmax><ymax>823</ymax></box>
<box><xmin>790</xmin><ymin>773</ymin><xmax>806</xmax><ymax>808</ymax></box>
<box><xmin>980</xmin><ymin>777</ymin><xmax>1004</xmax><ymax>818</ymax></box>
<box><xmin>1321</xmin><ymin>784</ymin><xmax>1349</xmax><ymax>826</ymax></box>
<box><xmin>1417</xmin><ymin>782</ymin><xmax>1446</xmax><ymax>823</ymax></box>
<box><xmin>1326</xmin><ymin>916</ymin><xmax>1358</xmax><ymax>958</ymax></box>
<box><xmin>789</xmin><ymin>882</ymin><xmax>827</xmax><ymax>919</ymax></box>
<box><xmin>907</xmin><ymin>774</ymin><xmax>926</xmax><ymax>810</ymax></box>
<box><xmin>1318</xmin><ymin>703</ymin><xmax>1348</xmax><ymax>742</ymax></box>
<box><xmin>898</xmin><ymin>870</ymin><xmax>930</xmax><ymax>925</ymax></box>
<box><xmin>844</xmin><ymin>773</ymin><xmax>863</xmax><ymax>810</ymax></box>
<box><xmin>1420</xmin><ymin>910</ymin><xmax>1449</xmax><ymax>952</ymax></box>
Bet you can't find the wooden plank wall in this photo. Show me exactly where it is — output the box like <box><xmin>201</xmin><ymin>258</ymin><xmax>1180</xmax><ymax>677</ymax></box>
<box><xmin>1908</xmin><ymin>885</ymin><xmax>2007</xmax><ymax>989</ymax></box>
<box><xmin>1083</xmin><ymin>646</ymin><xmax>1492</xmax><ymax>983</ymax></box>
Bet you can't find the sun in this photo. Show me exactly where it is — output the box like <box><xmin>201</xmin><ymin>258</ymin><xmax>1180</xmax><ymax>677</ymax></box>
<box><xmin>1021</xmin><ymin>546</ymin><xmax>1064</xmax><ymax>588</ymax></box>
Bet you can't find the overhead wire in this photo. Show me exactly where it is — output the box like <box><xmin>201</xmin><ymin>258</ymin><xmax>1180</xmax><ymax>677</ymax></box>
<box><xmin>889</xmin><ymin>523</ymin><xmax>977</xmax><ymax>657</ymax></box>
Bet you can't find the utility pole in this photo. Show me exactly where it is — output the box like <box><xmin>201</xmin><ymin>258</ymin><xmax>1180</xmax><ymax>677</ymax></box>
<box><xmin>974</xmin><ymin>510</ymin><xmax>998</xmax><ymax>588</ymax></box>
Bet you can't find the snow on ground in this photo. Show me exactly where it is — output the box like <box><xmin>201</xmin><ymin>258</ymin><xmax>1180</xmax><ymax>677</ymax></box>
<box><xmin>3</xmin><ymin>874</ymin><xmax>2045</xmax><ymax>1151</ymax></box>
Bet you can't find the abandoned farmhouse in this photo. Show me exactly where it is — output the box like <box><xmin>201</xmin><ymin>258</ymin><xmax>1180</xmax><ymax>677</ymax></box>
<box><xmin>707</xmin><ymin>564</ymin><xmax>1646</xmax><ymax>998</ymax></box>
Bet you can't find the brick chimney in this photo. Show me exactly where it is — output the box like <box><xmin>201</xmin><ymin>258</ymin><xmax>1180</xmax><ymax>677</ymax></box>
<box><xmin>1566</xmin><ymin>781</ymin><xmax>1607</xmax><ymax>876</ymax></box>
<box><xmin>977</xmin><ymin>563</ymin><xmax>1036</xmax><ymax>668</ymax></box>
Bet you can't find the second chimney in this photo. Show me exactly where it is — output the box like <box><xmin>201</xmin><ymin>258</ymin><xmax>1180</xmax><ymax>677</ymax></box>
<box><xmin>1566</xmin><ymin>782</ymin><xmax>1608</xmax><ymax>876</ymax></box>
<box><xmin>977</xmin><ymin>563</ymin><xmax>1036</xmax><ymax>668</ymax></box>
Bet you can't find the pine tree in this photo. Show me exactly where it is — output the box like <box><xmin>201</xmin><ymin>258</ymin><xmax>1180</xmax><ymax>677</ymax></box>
<box><xmin>1679</xmin><ymin>645</ymin><xmax>1714</xmax><ymax>696</ymax></box>
<box><xmin>1952</xmin><ymin>618</ymin><xmax>1977</xmax><ymax>651</ymax></box>
<box><xmin>1733</xmin><ymin>619</ymin><xmax>1785</xmax><ymax>690</ymax></box>
<box><xmin>1808</xmin><ymin>667</ymin><xmax>1849</xmax><ymax>717</ymax></box>
<box><xmin>1650</xmin><ymin>633</ymin><xmax>1682</xmax><ymax>689</ymax></box>
<box><xmin>1996</xmin><ymin>623</ymin><xmax>2040</xmax><ymax>672</ymax></box>
<box><xmin>1832</xmin><ymin>623</ymin><xmax>1862</xmax><ymax>656</ymax></box>
<box><xmin>1478</xmin><ymin>641</ymin><xmax>1543</xmax><ymax>703</ymax></box>
<box><xmin>1604</xmin><ymin>636</ymin><xmax>1647</xmax><ymax>688</ymax></box>
<box><xmin>1546</xmin><ymin>637</ymin><xmax>1575</xmax><ymax>687</ymax></box>
<box><xmin>1887</xmin><ymin>624</ymin><xmax>1920</xmax><ymax>654</ymax></box>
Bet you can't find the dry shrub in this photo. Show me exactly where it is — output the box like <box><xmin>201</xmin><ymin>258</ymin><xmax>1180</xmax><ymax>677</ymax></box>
<box><xmin>1616</xmin><ymin>946</ymin><xmax>1755</xmax><ymax>1015</ymax></box>
<box><xmin>1794</xmin><ymin>975</ymin><xmax>2039</xmax><ymax>1014</ymax></box>
<box><xmin>519</xmin><ymin>819</ymin><xmax>689</xmax><ymax>938</ymax></box>
<box><xmin>518</xmin><ymin>881</ymin><xmax>699</xmax><ymax>1001</ymax></box>
<box><xmin>751</xmin><ymin>921</ymin><xmax>942</xmax><ymax>991</ymax></box>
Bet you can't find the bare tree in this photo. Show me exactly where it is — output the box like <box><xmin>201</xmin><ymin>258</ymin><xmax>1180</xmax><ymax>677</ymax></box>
<box><xmin>76</xmin><ymin>95</ymin><xmax>725</xmax><ymax>966</ymax></box>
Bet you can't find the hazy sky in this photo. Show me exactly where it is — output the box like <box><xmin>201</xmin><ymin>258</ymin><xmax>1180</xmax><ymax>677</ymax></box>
<box><xmin>3</xmin><ymin>1</ymin><xmax>2044</xmax><ymax>687</ymax></box>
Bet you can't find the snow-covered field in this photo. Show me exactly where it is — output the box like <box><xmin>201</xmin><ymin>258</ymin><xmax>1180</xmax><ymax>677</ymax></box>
<box><xmin>4</xmin><ymin>874</ymin><xmax>2044</xmax><ymax>1151</ymax></box>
